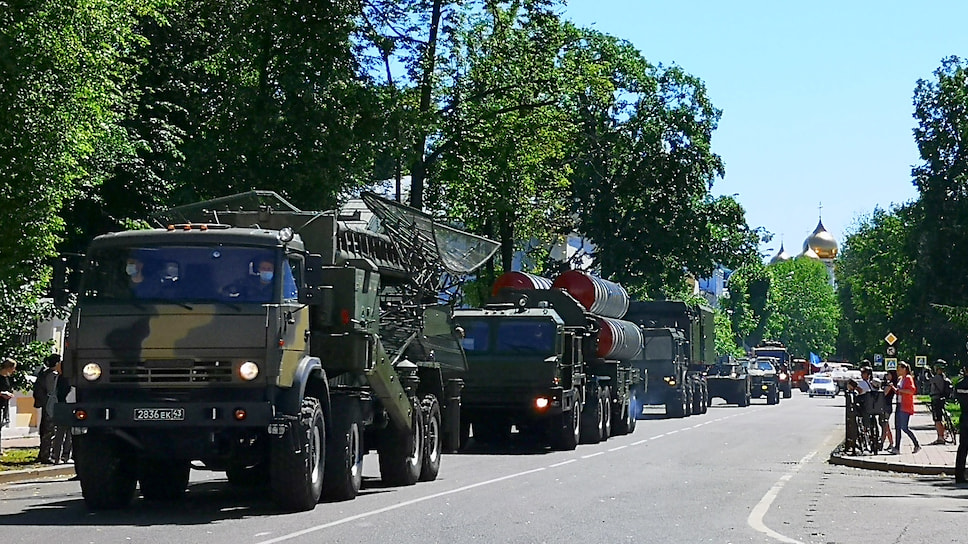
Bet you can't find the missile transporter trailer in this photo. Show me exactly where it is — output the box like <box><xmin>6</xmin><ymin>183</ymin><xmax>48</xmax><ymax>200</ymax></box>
<box><xmin>452</xmin><ymin>271</ymin><xmax>641</xmax><ymax>450</ymax></box>
<box><xmin>54</xmin><ymin>191</ymin><xmax>497</xmax><ymax>511</ymax></box>
<box><xmin>624</xmin><ymin>301</ymin><xmax>715</xmax><ymax>418</ymax></box>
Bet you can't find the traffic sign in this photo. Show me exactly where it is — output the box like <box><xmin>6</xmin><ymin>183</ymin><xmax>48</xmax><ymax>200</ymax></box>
<box><xmin>885</xmin><ymin>332</ymin><xmax>898</xmax><ymax>345</ymax></box>
<box><xmin>915</xmin><ymin>355</ymin><xmax>927</xmax><ymax>367</ymax></box>
<box><xmin>873</xmin><ymin>354</ymin><xmax>884</xmax><ymax>364</ymax></box>
<box><xmin>885</xmin><ymin>358</ymin><xmax>898</xmax><ymax>370</ymax></box>
<box><xmin>886</xmin><ymin>345</ymin><xmax>897</xmax><ymax>357</ymax></box>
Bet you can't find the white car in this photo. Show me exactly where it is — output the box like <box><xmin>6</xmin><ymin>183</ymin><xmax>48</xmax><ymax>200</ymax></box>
<box><xmin>808</xmin><ymin>375</ymin><xmax>838</xmax><ymax>397</ymax></box>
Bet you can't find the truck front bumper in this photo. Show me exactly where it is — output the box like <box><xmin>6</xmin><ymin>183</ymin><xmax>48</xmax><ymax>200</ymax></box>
<box><xmin>54</xmin><ymin>401</ymin><xmax>275</xmax><ymax>428</ymax></box>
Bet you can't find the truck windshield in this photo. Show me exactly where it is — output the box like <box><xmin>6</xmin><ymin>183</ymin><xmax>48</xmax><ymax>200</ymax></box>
<box><xmin>642</xmin><ymin>337</ymin><xmax>672</xmax><ymax>361</ymax></box>
<box><xmin>82</xmin><ymin>246</ymin><xmax>289</xmax><ymax>303</ymax></box>
<box><xmin>458</xmin><ymin>318</ymin><xmax>557</xmax><ymax>355</ymax></box>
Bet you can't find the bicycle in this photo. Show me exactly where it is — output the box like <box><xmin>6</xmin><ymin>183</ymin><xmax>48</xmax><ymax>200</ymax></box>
<box><xmin>942</xmin><ymin>403</ymin><xmax>958</xmax><ymax>445</ymax></box>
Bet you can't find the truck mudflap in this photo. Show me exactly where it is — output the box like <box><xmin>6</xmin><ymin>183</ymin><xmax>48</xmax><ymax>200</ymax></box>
<box><xmin>53</xmin><ymin>401</ymin><xmax>275</xmax><ymax>428</ymax></box>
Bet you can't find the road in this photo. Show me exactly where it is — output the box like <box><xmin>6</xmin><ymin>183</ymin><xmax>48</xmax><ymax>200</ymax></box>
<box><xmin>1</xmin><ymin>393</ymin><xmax>965</xmax><ymax>543</ymax></box>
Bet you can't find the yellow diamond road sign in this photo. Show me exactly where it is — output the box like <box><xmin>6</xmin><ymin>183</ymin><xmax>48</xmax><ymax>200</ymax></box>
<box><xmin>885</xmin><ymin>332</ymin><xmax>898</xmax><ymax>345</ymax></box>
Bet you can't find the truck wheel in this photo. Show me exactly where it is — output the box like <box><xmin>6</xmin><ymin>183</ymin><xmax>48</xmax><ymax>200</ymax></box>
<box><xmin>322</xmin><ymin>401</ymin><xmax>363</xmax><ymax>501</ymax></box>
<box><xmin>580</xmin><ymin>387</ymin><xmax>604</xmax><ymax>444</ymax></box>
<box><xmin>419</xmin><ymin>395</ymin><xmax>442</xmax><ymax>482</ymax></box>
<box><xmin>700</xmin><ymin>383</ymin><xmax>709</xmax><ymax>414</ymax></box>
<box><xmin>783</xmin><ymin>385</ymin><xmax>792</xmax><ymax>399</ymax></box>
<box><xmin>550</xmin><ymin>390</ymin><xmax>581</xmax><ymax>451</ymax></box>
<box><xmin>738</xmin><ymin>390</ymin><xmax>750</xmax><ymax>407</ymax></box>
<box><xmin>271</xmin><ymin>397</ymin><xmax>325</xmax><ymax>511</ymax></box>
<box><xmin>379</xmin><ymin>397</ymin><xmax>424</xmax><ymax>486</ymax></box>
<box><xmin>600</xmin><ymin>386</ymin><xmax>612</xmax><ymax>440</ymax></box>
<box><xmin>74</xmin><ymin>432</ymin><xmax>137</xmax><ymax>510</ymax></box>
<box><xmin>627</xmin><ymin>388</ymin><xmax>638</xmax><ymax>433</ymax></box>
<box><xmin>766</xmin><ymin>386</ymin><xmax>777</xmax><ymax>405</ymax></box>
<box><xmin>139</xmin><ymin>459</ymin><xmax>191</xmax><ymax>500</ymax></box>
<box><xmin>666</xmin><ymin>392</ymin><xmax>686</xmax><ymax>418</ymax></box>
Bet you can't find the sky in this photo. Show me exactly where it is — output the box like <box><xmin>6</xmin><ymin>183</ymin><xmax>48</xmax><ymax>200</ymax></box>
<box><xmin>563</xmin><ymin>0</ymin><xmax>968</xmax><ymax>259</ymax></box>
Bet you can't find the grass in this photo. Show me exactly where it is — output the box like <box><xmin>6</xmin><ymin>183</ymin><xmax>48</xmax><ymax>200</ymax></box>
<box><xmin>0</xmin><ymin>448</ymin><xmax>44</xmax><ymax>472</ymax></box>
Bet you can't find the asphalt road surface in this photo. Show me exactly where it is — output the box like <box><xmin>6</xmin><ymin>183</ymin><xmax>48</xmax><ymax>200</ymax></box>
<box><xmin>2</xmin><ymin>393</ymin><xmax>965</xmax><ymax>543</ymax></box>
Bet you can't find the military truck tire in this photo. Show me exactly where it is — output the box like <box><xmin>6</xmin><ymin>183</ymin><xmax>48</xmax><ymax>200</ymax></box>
<box><xmin>739</xmin><ymin>390</ymin><xmax>750</xmax><ymax>407</ymax></box>
<box><xmin>766</xmin><ymin>386</ymin><xmax>778</xmax><ymax>405</ymax></box>
<box><xmin>700</xmin><ymin>383</ymin><xmax>709</xmax><ymax>414</ymax></box>
<box><xmin>580</xmin><ymin>387</ymin><xmax>604</xmax><ymax>444</ymax></box>
<box><xmin>74</xmin><ymin>432</ymin><xmax>137</xmax><ymax>510</ymax></box>
<box><xmin>550</xmin><ymin>391</ymin><xmax>581</xmax><ymax>451</ymax></box>
<box><xmin>271</xmin><ymin>397</ymin><xmax>325</xmax><ymax>511</ymax></box>
<box><xmin>600</xmin><ymin>386</ymin><xmax>612</xmax><ymax>440</ymax></box>
<box><xmin>783</xmin><ymin>386</ymin><xmax>792</xmax><ymax>399</ymax></box>
<box><xmin>627</xmin><ymin>388</ymin><xmax>638</xmax><ymax>433</ymax></box>
<box><xmin>612</xmin><ymin>388</ymin><xmax>635</xmax><ymax>436</ymax></box>
<box><xmin>322</xmin><ymin>401</ymin><xmax>363</xmax><ymax>501</ymax></box>
<box><xmin>419</xmin><ymin>395</ymin><xmax>442</xmax><ymax>482</ymax></box>
<box><xmin>666</xmin><ymin>392</ymin><xmax>686</xmax><ymax>418</ymax></box>
<box><xmin>379</xmin><ymin>397</ymin><xmax>424</xmax><ymax>487</ymax></box>
<box><xmin>139</xmin><ymin>459</ymin><xmax>191</xmax><ymax>500</ymax></box>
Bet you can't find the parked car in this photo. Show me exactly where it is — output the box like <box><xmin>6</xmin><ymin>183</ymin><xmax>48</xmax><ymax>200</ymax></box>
<box><xmin>808</xmin><ymin>375</ymin><xmax>838</xmax><ymax>397</ymax></box>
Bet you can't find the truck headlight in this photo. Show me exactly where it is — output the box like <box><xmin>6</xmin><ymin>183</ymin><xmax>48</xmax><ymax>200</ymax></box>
<box><xmin>534</xmin><ymin>397</ymin><xmax>550</xmax><ymax>410</ymax></box>
<box><xmin>82</xmin><ymin>363</ymin><xmax>102</xmax><ymax>381</ymax></box>
<box><xmin>239</xmin><ymin>361</ymin><xmax>260</xmax><ymax>381</ymax></box>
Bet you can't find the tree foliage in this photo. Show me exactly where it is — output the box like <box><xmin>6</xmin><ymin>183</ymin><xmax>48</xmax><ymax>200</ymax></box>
<box><xmin>763</xmin><ymin>258</ymin><xmax>840</xmax><ymax>358</ymax></box>
<box><xmin>0</xmin><ymin>0</ymin><xmax>161</xmax><ymax>368</ymax></box>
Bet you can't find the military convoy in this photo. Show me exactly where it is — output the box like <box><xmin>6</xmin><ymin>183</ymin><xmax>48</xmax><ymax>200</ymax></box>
<box><xmin>453</xmin><ymin>271</ymin><xmax>641</xmax><ymax>449</ymax></box>
<box><xmin>752</xmin><ymin>341</ymin><xmax>792</xmax><ymax>398</ymax></box>
<box><xmin>747</xmin><ymin>357</ymin><xmax>782</xmax><ymax>405</ymax></box>
<box><xmin>624</xmin><ymin>301</ymin><xmax>715</xmax><ymax>418</ymax></box>
<box><xmin>51</xmin><ymin>190</ymin><xmax>796</xmax><ymax>512</ymax></box>
<box><xmin>55</xmin><ymin>191</ymin><xmax>498</xmax><ymax>511</ymax></box>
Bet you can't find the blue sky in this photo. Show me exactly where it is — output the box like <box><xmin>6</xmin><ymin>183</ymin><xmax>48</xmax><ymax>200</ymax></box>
<box><xmin>563</xmin><ymin>1</ymin><xmax>968</xmax><ymax>259</ymax></box>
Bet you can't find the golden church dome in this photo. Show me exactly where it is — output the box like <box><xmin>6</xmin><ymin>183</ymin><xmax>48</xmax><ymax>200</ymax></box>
<box><xmin>802</xmin><ymin>220</ymin><xmax>838</xmax><ymax>259</ymax></box>
<box><xmin>769</xmin><ymin>244</ymin><xmax>792</xmax><ymax>264</ymax></box>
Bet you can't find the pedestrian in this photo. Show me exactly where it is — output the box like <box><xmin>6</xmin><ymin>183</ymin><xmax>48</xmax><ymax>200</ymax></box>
<box><xmin>47</xmin><ymin>359</ymin><xmax>73</xmax><ymax>463</ymax></box>
<box><xmin>0</xmin><ymin>358</ymin><xmax>18</xmax><ymax>456</ymax></box>
<box><xmin>892</xmin><ymin>361</ymin><xmax>921</xmax><ymax>455</ymax></box>
<box><xmin>955</xmin><ymin>367</ymin><xmax>968</xmax><ymax>483</ymax></box>
<box><xmin>928</xmin><ymin>360</ymin><xmax>953</xmax><ymax>445</ymax></box>
<box><xmin>880</xmin><ymin>369</ymin><xmax>898</xmax><ymax>451</ymax></box>
<box><xmin>33</xmin><ymin>354</ymin><xmax>59</xmax><ymax>463</ymax></box>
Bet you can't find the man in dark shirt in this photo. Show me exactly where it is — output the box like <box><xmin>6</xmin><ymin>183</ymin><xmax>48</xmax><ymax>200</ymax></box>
<box><xmin>928</xmin><ymin>362</ymin><xmax>952</xmax><ymax>444</ymax></box>
<box><xmin>955</xmin><ymin>367</ymin><xmax>968</xmax><ymax>483</ymax></box>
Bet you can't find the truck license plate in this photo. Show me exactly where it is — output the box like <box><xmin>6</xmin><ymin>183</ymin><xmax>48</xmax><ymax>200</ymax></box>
<box><xmin>133</xmin><ymin>408</ymin><xmax>185</xmax><ymax>421</ymax></box>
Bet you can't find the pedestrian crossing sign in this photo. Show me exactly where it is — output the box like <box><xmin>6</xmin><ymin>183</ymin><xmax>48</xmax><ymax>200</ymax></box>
<box><xmin>885</xmin><ymin>358</ymin><xmax>898</xmax><ymax>370</ymax></box>
<box><xmin>915</xmin><ymin>355</ymin><xmax>927</xmax><ymax>367</ymax></box>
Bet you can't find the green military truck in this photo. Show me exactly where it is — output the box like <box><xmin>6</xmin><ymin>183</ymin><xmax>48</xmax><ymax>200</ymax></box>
<box><xmin>54</xmin><ymin>191</ymin><xmax>497</xmax><ymax>511</ymax></box>
<box><xmin>453</xmin><ymin>271</ymin><xmax>641</xmax><ymax>450</ymax></box>
<box><xmin>624</xmin><ymin>301</ymin><xmax>714</xmax><ymax>418</ymax></box>
<box><xmin>748</xmin><ymin>357</ymin><xmax>781</xmax><ymax>405</ymax></box>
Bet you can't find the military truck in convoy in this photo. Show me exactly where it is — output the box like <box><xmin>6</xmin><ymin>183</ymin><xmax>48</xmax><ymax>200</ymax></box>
<box><xmin>453</xmin><ymin>271</ymin><xmax>642</xmax><ymax>449</ymax></box>
<box><xmin>624</xmin><ymin>301</ymin><xmax>714</xmax><ymax>418</ymax></box>
<box><xmin>748</xmin><ymin>357</ymin><xmax>781</xmax><ymax>405</ymax></box>
<box><xmin>752</xmin><ymin>341</ymin><xmax>792</xmax><ymax>398</ymax></box>
<box><xmin>706</xmin><ymin>357</ymin><xmax>751</xmax><ymax>407</ymax></box>
<box><xmin>54</xmin><ymin>191</ymin><xmax>498</xmax><ymax>511</ymax></box>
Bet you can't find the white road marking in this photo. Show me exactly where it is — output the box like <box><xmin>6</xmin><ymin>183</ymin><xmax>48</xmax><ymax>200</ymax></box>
<box><xmin>549</xmin><ymin>459</ymin><xmax>577</xmax><ymax>468</ymax></box>
<box><xmin>651</xmin><ymin>433</ymin><xmax>666</xmax><ymax>439</ymax></box>
<box><xmin>608</xmin><ymin>445</ymin><xmax>627</xmax><ymax>452</ymax></box>
<box><xmin>254</xmin><ymin>467</ymin><xmax>548</xmax><ymax>544</ymax></box>
<box><xmin>631</xmin><ymin>439</ymin><xmax>649</xmax><ymax>445</ymax></box>
<box><xmin>747</xmin><ymin>450</ymin><xmax>817</xmax><ymax>544</ymax></box>
<box><xmin>581</xmin><ymin>451</ymin><xmax>604</xmax><ymax>459</ymax></box>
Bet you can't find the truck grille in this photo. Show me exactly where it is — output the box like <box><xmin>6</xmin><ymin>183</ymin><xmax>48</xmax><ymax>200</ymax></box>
<box><xmin>109</xmin><ymin>360</ymin><xmax>235</xmax><ymax>384</ymax></box>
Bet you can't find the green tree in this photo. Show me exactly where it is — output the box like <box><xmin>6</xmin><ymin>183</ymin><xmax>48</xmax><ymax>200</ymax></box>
<box><xmin>721</xmin><ymin>260</ymin><xmax>771</xmax><ymax>350</ymax></box>
<box><xmin>0</xmin><ymin>0</ymin><xmax>161</xmax><ymax>368</ymax></box>
<box><xmin>763</xmin><ymin>258</ymin><xmax>840</xmax><ymax>358</ymax></box>
<box><xmin>910</xmin><ymin>55</ymin><xmax>968</xmax><ymax>359</ymax></box>
<box><xmin>835</xmin><ymin>205</ymin><xmax>918</xmax><ymax>361</ymax></box>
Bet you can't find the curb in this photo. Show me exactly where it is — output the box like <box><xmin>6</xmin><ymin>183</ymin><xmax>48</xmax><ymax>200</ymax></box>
<box><xmin>827</xmin><ymin>444</ymin><xmax>954</xmax><ymax>476</ymax></box>
<box><xmin>0</xmin><ymin>465</ymin><xmax>75</xmax><ymax>485</ymax></box>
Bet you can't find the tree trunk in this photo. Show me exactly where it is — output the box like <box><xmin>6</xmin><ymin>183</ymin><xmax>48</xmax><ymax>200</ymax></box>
<box><xmin>409</xmin><ymin>0</ymin><xmax>443</xmax><ymax>209</ymax></box>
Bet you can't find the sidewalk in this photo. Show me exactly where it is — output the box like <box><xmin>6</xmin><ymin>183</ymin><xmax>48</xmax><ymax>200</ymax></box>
<box><xmin>829</xmin><ymin>400</ymin><xmax>960</xmax><ymax>476</ymax></box>
<box><xmin>0</xmin><ymin>431</ymin><xmax>75</xmax><ymax>485</ymax></box>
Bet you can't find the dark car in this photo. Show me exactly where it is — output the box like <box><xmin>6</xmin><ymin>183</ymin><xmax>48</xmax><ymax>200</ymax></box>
<box><xmin>706</xmin><ymin>361</ymin><xmax>751</xmax><ymax>407</ymax></box>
